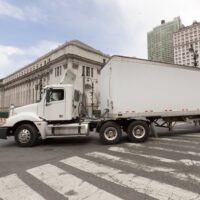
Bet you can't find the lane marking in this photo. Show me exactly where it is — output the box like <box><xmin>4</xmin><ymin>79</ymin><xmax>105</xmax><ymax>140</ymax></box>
<box><xmin>27</xmin><ymin>164</ymin><xmax>122</xmax><ymax>200</ymax></box>
<box><xmin>176</xmin><ymin>134</ymin><xmax>200</xmax><ymax>138</ymax></box>
<box><xmin>109</xmin><ymin>146</ymin><xmax>176</xmax><ymax>163</ymax></box>
<box><xmin>61</xmin><ymin>156</ymin><xmax>199</xmax><ymax>200</ymax></box>
<box><xmin>126</xmin><ymin>143</ymin><xmax>200</xmax><ymax>157</ymax></box>
<box><xmin>150</xmin><ymin>137</ymin><xmax>200</xmax><ymax>145</ymax></box>
<box><xmin>87</xmin><ymin>151</ymin><xmax>174</xmax><ymax>172</ymax></box>
<box><xmin>149</xmin><ymin>140</ymin><xmax>200</xmax><ymax>151</ymax></box>
<box><xmin>88</xmin><ymin>151</ymin><xmax>200</xmax><ymax>185</ymax></box>
<box><xmin>180</xmin><ymin>159</ymin><xmax>200</xmax><ymax>167</ymax></box>
<box><xmin>109</xmin><ymin>146</ymin><xmax>200</xmax><ymax>167</ymax></box>
<box><xmin>0</xmin><ymin>174</ymin><xmax>45</xmax><ymax>200</ymax></box>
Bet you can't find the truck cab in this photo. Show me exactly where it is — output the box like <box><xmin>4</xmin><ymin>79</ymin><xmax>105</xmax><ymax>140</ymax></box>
<box><xmin>0</xmin><ymin>83</ymin><xmax>90</xmax><ymax>147</ymax></box>
<box><xmin>38</xmin><ymin>84</ymin><xmax>80</xmax><ymax>122</ymax></box>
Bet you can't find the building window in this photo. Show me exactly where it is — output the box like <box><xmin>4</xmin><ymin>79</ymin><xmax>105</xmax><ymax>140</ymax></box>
<box><xmin>55</xmin><ymin>66</ymin><xmax>62</xmax><ymax>77</ymax></box>
<box><xmin>57</xmin><ymin>67</ymin><xmax>59</xmax><ymax>77</ymax></box>
<box><xmin>86</xmin><ymin>67</ymin><xmax>90</xmax><ymax>76</ymax></box>
<box><xmin>91</xmin><ymin>68</ymin><xmax>94</xmax><ymax>77</ymax></box>
<box><xmin>82</xmin><ymin>66</ymin><xmax>85</xmax><ymax>76</ymax></box>
<box><xmin>59</xmin><ymin>66</ymin><xmax>62</xmax><ymax>76</ymax></box>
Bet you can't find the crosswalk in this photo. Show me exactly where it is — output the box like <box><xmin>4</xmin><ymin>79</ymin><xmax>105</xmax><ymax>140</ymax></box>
<box><xmin>1</xmin><ymin>133</ymin><xmax>200</xmax><ymax>200</ymax></box>
<box><xmin>28</xmin><ymin>164</ymin><xmax>122</xmax><ymax>200</ymax></box>
<box><xmin>0</xmin><ymin>174</ymin><xmax>45</xmax><ymax>200</ymax></box>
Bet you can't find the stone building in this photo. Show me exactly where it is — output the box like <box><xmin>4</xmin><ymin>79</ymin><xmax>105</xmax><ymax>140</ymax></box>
<box><xmin>173</xmin><ymin>21</ymin><xmax>200</xmax><ymax>67</ymax></box>
<box><xmin>0</xmin><ymin>40</ymin><xmax>109</xmax><ymax>113</ymax></box>
<box><xmin>147</xmin><ymin>17</ymin><xmax>183</xmax><ymax>64</ymax></box>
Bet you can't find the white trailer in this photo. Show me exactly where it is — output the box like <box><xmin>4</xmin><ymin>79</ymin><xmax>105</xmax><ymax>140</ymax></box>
<box><xmin>98</xmin><ymin>55</ymin><xmax>200</xmax><ymax>142</ymax></box>
<box><xmin>1</xmin><ymin>55</ymin><xmax>200</xmax><ymax>147</ymax></box>
<box><xmin>101</xmin><ymin>56</ymin><xmax>200</xmax><ymax>117</ymax></box>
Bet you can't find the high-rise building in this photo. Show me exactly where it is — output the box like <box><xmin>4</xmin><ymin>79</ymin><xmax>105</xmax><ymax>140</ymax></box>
<box><xmin>147</xmin><ymin>17</ymin><xmax>183</xmax><ymax>64</ymax></box>
<box><xmin>173</xmin><ymin>21</ymin><xmax>200</xmax><ymax>67</ymax></box>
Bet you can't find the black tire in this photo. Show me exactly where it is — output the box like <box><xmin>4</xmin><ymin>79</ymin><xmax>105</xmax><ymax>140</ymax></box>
<box><xmin>14</xmin><ymin>124</ymin><xmax>38</xmax><ymax>147</ymax></box>
<box><xmin>127</xmin><ymin>121</ymin><xmax>149</xmax><ymax>143</ymax></box>
<box><xmin>99</xmin><ymin>122</ymin><xmax>122</xmax><ymax>144</ymax></box>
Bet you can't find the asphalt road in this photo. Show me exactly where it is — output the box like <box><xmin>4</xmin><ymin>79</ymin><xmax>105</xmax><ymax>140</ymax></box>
<box><xmin>1</xmin><ymin>126</ymin><xmax>200</xmax><ymax>200</ymax></box>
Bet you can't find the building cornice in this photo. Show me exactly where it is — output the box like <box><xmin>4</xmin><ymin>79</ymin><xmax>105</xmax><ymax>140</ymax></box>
<box><xmin>174</xmin><ymin>22</ymin><xmax>200</xmax><ymax>34</ymax></box>
<box><xmin>2</xmin><ymin>40</ymin><xmax>109</xmax><ymax>80</ymax></box>
<box><xmin>2</xmin><ymin>53</ymin><xmax>106</xmax><ymax>89</ymax></box>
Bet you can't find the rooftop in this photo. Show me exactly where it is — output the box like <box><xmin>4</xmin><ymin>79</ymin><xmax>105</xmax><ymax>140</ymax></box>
<box><xmin>4</xmin><ymin>40</ymin><xmax>109</xmax><ymax>79</ymax></box>
<box><xmin>174</xmin><ymin>21</ymin><xmax>200</xmax><ymax>33</ymax></box>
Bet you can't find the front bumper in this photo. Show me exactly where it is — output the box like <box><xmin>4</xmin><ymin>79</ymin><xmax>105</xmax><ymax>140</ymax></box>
<box><xmin>0</xmin><ymin>127</ymin><xmax>8</xmax><ymax>139</ymax></box>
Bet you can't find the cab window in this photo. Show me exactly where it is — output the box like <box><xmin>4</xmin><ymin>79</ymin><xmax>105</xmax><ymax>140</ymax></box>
<box><xmin>47</xmin><ymin>89</ymin><xmax>64</xmax><ymax>102</ymax></box>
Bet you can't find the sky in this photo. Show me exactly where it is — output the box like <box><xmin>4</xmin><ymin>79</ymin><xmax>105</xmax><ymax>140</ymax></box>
<box><xmin>0</xmin><ymin>0</ymin><xmax>200</xmax><ymax>78</ymax></box>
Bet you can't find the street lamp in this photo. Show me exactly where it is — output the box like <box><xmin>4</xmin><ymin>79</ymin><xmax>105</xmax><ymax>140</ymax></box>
<box><xmin>189</xmin><ymin>44</ymin><xmax>199</xmax><ymax>67</ymax></box>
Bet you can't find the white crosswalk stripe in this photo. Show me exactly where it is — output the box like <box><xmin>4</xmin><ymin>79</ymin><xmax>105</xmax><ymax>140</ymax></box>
<box><xmin>87</xmin><ymin>151</ymin><xmax>200</xmax><ymax>184</ymax></box>
<box><xmin>109</xmin><ymin>146</ymin><xmax>176</xmax><ymax>163</ymax></box>
<box><xmin>27</xmin><ymin>163</ymin><xmax>122</xmax><ymax>200</ymax></box>
<box><xmin>150</xmin><ymin>137</ymin><xmax>200</xmax><ymax>145</ymax></box>
<box><xmin>87</xmin><ymin>151</ymin><xmax>175</xmax><ymax>172</ymax></box>
<box><xmin>149</xmin><ymin>139</ymin><xmax>200</xmax><ymax>151</ymax></box>
<box><xmin>177</xmin><ymin>133</ymin><xmax>200</xmax><ymax>138</ymax></box>
<box><xmin>61</xmin><ymin>156</ymin><xmax>199</xmax><ymax>200</ymax></box>
<box><xmin>0</xmin><ymin>174</ymin><xmax>45</xmax><ymax>200</ymax></box>
<box><xmin>126</xmin><ymin>143</ymin><xmax>200</xmax><ymax>157</ymax></box>
<box><xmin>107</xmin><ymin>147</ymin><xmax>200</xmax><ymax>184</ymax></box>
<box><xmin>109</xmin><ymin>146</ymin><xmax>200</xmax><ymax>167</ymax></box>
<box><xmin>1</xmin><ymin>134</ymin><xmax>200</xmax><ymax>200</ymax></box>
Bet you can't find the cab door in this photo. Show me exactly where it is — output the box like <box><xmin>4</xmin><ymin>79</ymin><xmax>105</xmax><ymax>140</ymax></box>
<box><xmin>44</xmin><ymin>88</ymin><xmax>66</xmax><ymax>121</ymax></box>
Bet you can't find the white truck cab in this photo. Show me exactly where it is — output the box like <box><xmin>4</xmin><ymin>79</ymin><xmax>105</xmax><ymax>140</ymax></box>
<box><xmin>38</xmin><ymin>84</ymin><xmax>79</xmax><ymax>121</ymax></box>
<box><xmin>0</xmin><ymin>83</ymin><xmax>90</xmax><ymax>147</ymax></box>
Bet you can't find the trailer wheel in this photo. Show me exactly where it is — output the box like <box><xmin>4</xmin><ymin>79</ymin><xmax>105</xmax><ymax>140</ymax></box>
<box><xmin>127</xmin><ymin>121</ymin><xmax>149</xmax><ymax>143</ymax></box>
<box><xmin>99</xmin><ymin>122</ymin><xmax>122</xmax><ymax>144</ymax></box>
<box><xmin>14</xmin><ymin>124</ymin><xmax>38</xmax><ymax>147</ymax></box>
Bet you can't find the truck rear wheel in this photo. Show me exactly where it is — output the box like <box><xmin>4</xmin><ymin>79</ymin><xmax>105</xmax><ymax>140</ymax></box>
<box><xmin>14</xmin><ymin>124</ymin><xmax>38</xmax><ymax>147</ymax></box>
<box><xmin>127</xmin><ymin>121</ymin><xmax>149</xmax><ymax>143</ymax></box>
<box><xmin>99</xmin><ymin>122</ymin><xmax>122</xmax><ymax>144</ymax></box>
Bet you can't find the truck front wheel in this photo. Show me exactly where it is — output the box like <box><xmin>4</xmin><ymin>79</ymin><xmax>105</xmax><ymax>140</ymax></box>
<box><xmin>14</xmin><ymin>124</ymin><xmax>38</xmax><ymax>147</ymax></box>
<box><xmin>127</xmin><ymin>121</ymin><xmax>149</xmax><ymax>143</ymax></box>
<box><xmin>99</xmin><ymin>122</ymin><xmax>122</xmax><ymax>144</ymax></box>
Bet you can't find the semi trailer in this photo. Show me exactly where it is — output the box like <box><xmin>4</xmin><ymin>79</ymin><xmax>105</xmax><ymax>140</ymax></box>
<box><xmin>1</xmin><ymin>55</ymin><xmax>200</xmax><ymax>147</ymax></box>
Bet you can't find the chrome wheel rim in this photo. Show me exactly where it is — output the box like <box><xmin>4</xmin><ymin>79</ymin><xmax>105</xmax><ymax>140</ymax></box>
<box><xmin>132</xmin><ymin>125</ymin><xmax>145</xmax><ymax>139</ymax></box>
<box><xmin>18</xmin><ymin>129</ymin><xmax>31</xmax><ymax>143</ymax></box>
<box><xmin>104</xmin><ymin>127</ymin><xmax>118</xmax><ymax>141</ymax></box>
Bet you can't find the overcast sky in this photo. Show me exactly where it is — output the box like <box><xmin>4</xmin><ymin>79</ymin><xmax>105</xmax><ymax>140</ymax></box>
<box><xmin>0</xmin><ymin>0</ymin><xmax>200</xmax><ymax>78</ymax></box>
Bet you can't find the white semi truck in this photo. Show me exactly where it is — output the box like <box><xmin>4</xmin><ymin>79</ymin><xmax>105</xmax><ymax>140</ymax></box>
<box><xmin>1</xmin><ymin>55</ymin><xmax>200</xmax><ymax>147</ymax></box>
